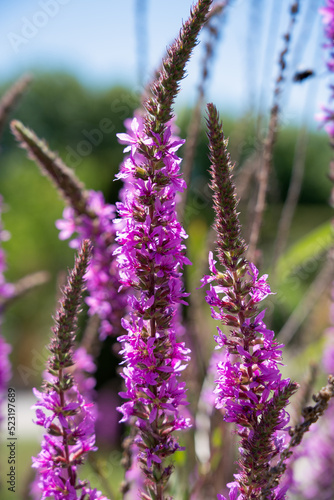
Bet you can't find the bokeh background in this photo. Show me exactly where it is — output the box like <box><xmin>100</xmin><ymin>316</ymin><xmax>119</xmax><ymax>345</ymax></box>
<box><xmin>0</xmin><ymin>1</ymin><xmax>333</xmax><ymax>499</ymax></box>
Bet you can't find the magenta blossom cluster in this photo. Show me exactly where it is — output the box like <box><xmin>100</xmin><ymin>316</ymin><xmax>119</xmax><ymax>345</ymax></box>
<box><xmin>31</xmin><ymin>345</ymin><xmax>98</xmax><ymax>500</ymax></box>
<box><xmin>203</xmin><ymin>256</ymin><xmax>293</xmax><ymax>477</ymax></box>
<box><xmin>0</xmin><ymin>335</ymin><xmax>11</xmax><ymax>425</ymax></box>
<box><xmin>0</xmin><ymin>195</ymin><xmax>14</xmax><ymax>425</ymax></box>
<box><xmin>114</xmin><ymin>115</ymin><xmax>192</xmax><ymax>494</ymax></box>
<box><xmin>118</xmin><ymin>112</ymin><xmax>183</xmax><ymax>199</ymax></box>
<box><xmin>316</xmin><ymin>1</ymin><xmax>334</xmax><ymax>136</ymax></box>
<box><xmin>39</xmin><ymin>345</ymin><xmax>97</xmax><ymax>418</ymax></box>
<box><xmin>320</xmin><ymin>0</ymin><xmax>334</xmax><ymax>71</ymax></box>
<box><xmin>32</xmin><ymin>241</ymin><xmax>108</xmax><ymax>500</ymax></box>
<box><xmin>72</xmin><ymin>346</ymin><xmax>97</xmax><ymax>404</ymax></box>
<box><xmin>204</xmin><ymin>265</ymin><xmax>295</xmax><ymax>500</ymax></box>
<box><xmin>32</xmin><ymin>387</ymin><xmax>105</xmax><ymax>500</ymax></box>
<box><xmin>56</xmin><ymin>190</ymin><xmax>127</xmax><ymax>340</ymax></box>
<box><xmin>118</xmin><ymin>112</ymin><xmax>187</xmax><ymax>342</ymax></box>
<box><xmin>203</xmin><ymin>257</ymin><xmax>289</xmax><ymax>424</ymax></box>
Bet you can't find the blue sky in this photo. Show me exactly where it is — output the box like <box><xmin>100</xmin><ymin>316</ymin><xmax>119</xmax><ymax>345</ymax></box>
<box><xmin>0</xmin><ymin>0</ymin><xmax>328</xmax><ymax>125</ymax></box>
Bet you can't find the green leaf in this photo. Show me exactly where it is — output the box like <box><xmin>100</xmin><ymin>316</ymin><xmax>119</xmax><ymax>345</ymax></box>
<box><xmin>276</xmin><ymin>220</ymin><xmax>333</xmax><ymax>282</ymax></box>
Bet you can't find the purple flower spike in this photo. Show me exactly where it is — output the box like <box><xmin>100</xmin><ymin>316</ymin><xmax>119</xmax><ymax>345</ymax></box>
<box><xmin>115</xmin><ymin>113</ymin><xmax>192</xmax><ymax>497</ymax></box>
<box><xmin>56</xmin><ymin>190</ymin><xmax>128</xmax><ymax>340</ymax></box>
<box><xmin>0</xmin><ymin>195</ymin><xmax>15</xmax><ymax>302</ymax></box>
<box><xmin>114</xmin><ymin>1</ymin><xmax>212</xmax><ymax>497</ymax></box>
<box><xmin>32</xmin><ymin>240</ymin><xmax>109</xmax><ymax>500</ymax></box>
<box><xmin>318</xmin><ymin>2</ymin><xmax>334</xmax><ymax>144</ymax></box>
<box><xmin>205</xmin><ymin>104</ymin><xmax>298</xmax><ymax>500</ymax></box>
<box><xmin>0</xmin><ymin>195</ymin><xmax>14</xmax><ymax>427</ymax></box>
<box><xmin>0</xmin><ymin>335</ymin><xmax>11</xmax><ymax>426</ymax></box>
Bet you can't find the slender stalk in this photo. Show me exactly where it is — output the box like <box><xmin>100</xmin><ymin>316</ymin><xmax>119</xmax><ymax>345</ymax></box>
<box><xmin>0</xmin><ymin>271</ymin><xmax>49</xmax><ymax>310</ymax></box>
<box><xmin>247</xmin><ymin>0</ymin><xmax>300</xmax><ymax>263</ymax></box>
<box><xmin>272</xmin><ymin>16</ymin><xmax>321</xmax><ymax>270</ymax></box>
<box><xmin>278</xmin><ymin>250</ymin><xmax>334</xmax><ymax>345</ymax></box>
<box><xmin>272</xmin><ymin>127</ymin><xmax>308</xmax><ymax>268</ymax></box>
<box><xmin>180</xmin><ymin>1</ymin><xmax>227</xmax><ymax>220</ymax></box>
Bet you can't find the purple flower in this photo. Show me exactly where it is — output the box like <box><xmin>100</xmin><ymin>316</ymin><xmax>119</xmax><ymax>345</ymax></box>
<box><xmin>114</xmin><ymin>111</ymin><xmax>192</xmax><ymax>495</ymax></box>
<box><xmin>0</xmin><ymin>195</ymin><xmax>14</xmax><ymax>426</ymax></box>
<box><xmin>320</xmin><ymin>0</ymin><xmax>334</xmax><ymax>50</ymax></box>
<box><xmin>0</xmin><ymin>196</ymin><xmax>15</xmax><ymax>302</ymax></box>
<box><xmin>32</xmin><ymin>386</ymin><xmax>99</xmax><ymax>499</ymax></box>
<box><xmin>94</xmin><ymin>386</ymin><xmax>119</xmax><ymax>444</ymax></box>
<box><xmin>0</xmin><ymin>335</ymin><xmax>11</xmax><ymax>426</ymax></box>
<box><xmin>217</xmin><ymin>482</ymin><xmax>242</xmax><ymax>500</ymax></box>
<box><xmin>123</xmin><ymin>442</ymin><xmax>145</xmax><ymax>500</ymax></box>
<box><xmin>72</xmin><ymin>346</ymin><xmax>97</xmax><ymax>402</ymax></box>
<box><xmin>317</xmin><ymin>2</ymin><xmax>334</xmax><ymax>138</ymax></box>
<box><xmin>56</xmin><ymin>190</ymin><xmax>127</xmax><ymax>340</ymax></box>
<box><xmin>32</xmin><ymin>241</ymin><xmax>109</xmax><ymax>500</ymax></box>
